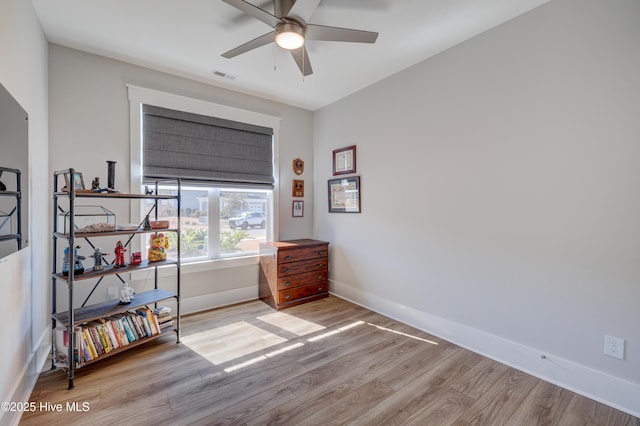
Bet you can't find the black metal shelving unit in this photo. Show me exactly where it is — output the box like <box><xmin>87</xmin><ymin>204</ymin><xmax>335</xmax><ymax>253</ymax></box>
<box><xmin>0</xmin><ymin>166</ymin><xmax>22</xmax><ymax>251</ymax></box>
<box><xmin>51</xmin><ymin>168</ymin><xmax>181</xmax><ymax>389</ymax></box>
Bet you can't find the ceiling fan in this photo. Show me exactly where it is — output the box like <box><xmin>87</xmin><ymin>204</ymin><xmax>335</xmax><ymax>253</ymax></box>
<box><xmin>221</xmin><ymin>0</ymin><xmax>379</xmax><ymax>76</ymax></box>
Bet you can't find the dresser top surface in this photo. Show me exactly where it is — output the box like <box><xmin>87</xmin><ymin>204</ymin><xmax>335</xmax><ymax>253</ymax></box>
<box><xmin>262</xmin><ymin>239</ymin><xmax>328</xmax><ymax>250</ymax></box>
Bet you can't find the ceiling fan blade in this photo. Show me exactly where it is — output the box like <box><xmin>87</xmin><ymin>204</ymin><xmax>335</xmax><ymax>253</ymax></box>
<box><xmin>222</xmin><ymin>32</ymin><xmax>275</xmax><ymax>58</ymax></box>
<box><xmin>290</xmin><ymin>47</ymin><xmax>313</xmax><ymax>76</ymax></box>
<box><xmin>222</xmin><ymin>0</ymin><xmax>281</xmax><ymax>28</ymax></box>
<box><xmin>287</xmin><ymin>0</ymin><xmax>322</xmax><ymax>23</ymax></box>
<box><xmin>305</xmin><ymin>24</ymin><xmax>378</xmax><ymax>43</ymax></box>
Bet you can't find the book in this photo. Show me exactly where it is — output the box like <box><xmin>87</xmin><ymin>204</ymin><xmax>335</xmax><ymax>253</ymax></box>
<box><xmin>76</xmin><ymin>326</ymin><xmax>88</xmax><ymax>365</ymax></box>
<box><xmin>87</xmin><ymin>326</ymin><xmax>103</xmax><ymax>355</ymax></box>
<box><xmin>136</xmin><ymin>308</ymin><xmax>158</xmax><ymax>335</ymax></box>
<box><xmin>104</xmin><ymin>321</ymin><xmax>120</xmax><ymax>350</ymax></box>
<box><xmin>137</xmin><ymin>311</ymin><xmax>153</xmax><ymax>337</ymax></box>
<box><xmin>120</xmin><ymin>316</ymin><xmax>137</xmax><ymax>343</ymax></box>
<box><xmin>82</xmin><ymin>328</ymin><xmax>98</xmax><ymax>360</ymax></box>
<box><xmin>158</xmin><ymin>315</ymin><xmax>173</xmax><ymax>324</ymax></box>
<box><xmin>113</xmin><ymin>317</ymin><xmax>130</xmax><ymax>346</ymax></box>
<box><xmin>96</xmin><ymin>324</ymin><xmax>109</xmax><ymax>353</ymax></box>
<box><xmin>134</xmin><ymin>312</ymin><xmax>152</xmax><ymax>337</ymax></box>
<box><xmin>153</xmin><ymin>306</ymin><xmax>171</xmax><ymax>316</ymax></box>
<box><xmin>151</xmin><ymin>311</ymin><xmax>162</xmax><ymax>334</ymax></box>
<box><xmin>159</xmin><ymin>320</ymin><xmax>174</xmax><ymax>330</ymax></box>
<box><xmin>127</xmin><ymin>314</ymin><xmax>144</xmax><ymax>338</ymax></box>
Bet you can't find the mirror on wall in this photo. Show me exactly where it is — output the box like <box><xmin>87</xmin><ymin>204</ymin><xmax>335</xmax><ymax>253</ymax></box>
<box><xmin>0</xmin><ymin>82</ymin><xmax>29</xmax><ymax>259</ymax></box>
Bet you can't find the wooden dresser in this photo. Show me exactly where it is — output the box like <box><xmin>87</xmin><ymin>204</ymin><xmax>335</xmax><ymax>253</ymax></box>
<box><xmin>259</xmin><ymin>239</ymin><xmax>329</xmax><ymax>310</ymax></box>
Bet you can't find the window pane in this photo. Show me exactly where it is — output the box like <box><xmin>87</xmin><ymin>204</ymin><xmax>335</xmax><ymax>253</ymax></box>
<box><xmin>145</xmin><ymin>188</ymin><xmax>209</xmax><ymax>260</ymax></box>
<box><xmin>178</xmin><ymin>188</ymin><xmax>209</xmax><ymax>259</ymax></box>
<box><xmin>220</xmin><ymin>190</ymin><xmax>268</xmax><ymax>255</ymax></box>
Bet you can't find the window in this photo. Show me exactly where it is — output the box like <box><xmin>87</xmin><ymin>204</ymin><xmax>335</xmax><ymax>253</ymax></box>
<box><xmin>144</xmin><ymin>187</ymin><xmax>271</xmax><ymax>261</ymax></box>
<box><xmin>128</xmin><ymin>85</ymin><xmax>281</xmax><ymax>264</ymax></box>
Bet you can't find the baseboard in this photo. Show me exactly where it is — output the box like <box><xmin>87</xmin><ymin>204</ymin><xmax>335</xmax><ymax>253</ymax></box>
<box><xmin>2</xmin><ymin>326</ymin><xmax>51</xmax><ymax>426</ymax></box>
<box><xmin>181</xmin><ymin>285</ymin><xmax>258</xmax><ymax>315</ymax></box>
<box><xmin>330</xmin><ymin>280</ymin><xmax>640</xmax><ymax>418</ymax></box>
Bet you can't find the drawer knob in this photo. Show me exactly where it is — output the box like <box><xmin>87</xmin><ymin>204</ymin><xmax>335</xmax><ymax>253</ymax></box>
<box><xmin>318</xmin><ymin>287</ymin><xmax>324</xmax><ymax>291</ymax></box>
<box><xmin>284</xmin><ymin>281</ymin><xmax>291</xmax><ymax>287</ymax></box>
<box><xmin>284</xmin><ymin>268</ymin><xmax>292</xmax><ymax>273</ymax></box>
<box><xmin>285</xmin><ymin>294</ymin><xmax>291</xmax><ymax>299</ymax></box>
<box><xmin>318</xmin><ymin>251</ymin><xmax>325</xmax><ymax>255</ymax></box>
<box><xmin>317</xmin><ymin>263</ymin><xmax>324</xmax><ymax>267</ymax></box>
<box><xmin>284</xmin><ymin>255</ymin><xmax>293</xmax><ymax>259</ymax></box>
<box><xmin>317</xmin><ymin>275</ymin><xmax>323</xmax><ymax>280</ymax></box>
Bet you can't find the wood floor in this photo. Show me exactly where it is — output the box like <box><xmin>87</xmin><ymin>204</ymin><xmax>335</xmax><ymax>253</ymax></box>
<box><xmin>21</xmin><ymin>296</ymin><xmax>638</xmax><ymax>425</ymax></box>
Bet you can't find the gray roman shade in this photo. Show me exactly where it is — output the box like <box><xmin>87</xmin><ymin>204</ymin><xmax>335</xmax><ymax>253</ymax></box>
<box><xmin>142</xmin><ymin>104</ymin><xmax>274</xmax><ymax>188</ymax></box>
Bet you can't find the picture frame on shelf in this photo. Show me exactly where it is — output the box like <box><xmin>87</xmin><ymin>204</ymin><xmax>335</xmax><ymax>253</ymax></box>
<box><xmin>328</xmin><ymin>176</ymin><xmax>361</xmax><ymax>213</ymax></box>
<box><xmin>292</xmin><ymin>200</ymin><xmax>304</xmax><ymax>217</ymax></box>
<box><xmin>292</xmin><ymin>179</ymin><xmax>304</xmax><ymax>197</ymax></box>
<box><xmin>64</xmin><ymin>171</ymin><xmax>86</xmax><ymax>191</ymax></box>
<box><xmin>332</xmin><ymin>145</ymin><xmax>356</xmax><ymax>175</ymax></box>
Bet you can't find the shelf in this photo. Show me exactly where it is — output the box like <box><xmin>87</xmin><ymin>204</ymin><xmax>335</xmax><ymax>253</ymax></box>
<box><xmin>55</xmin><ymin>228</ymin><xmax>178</xmax><ymax>239</ymax></box>
<box><xmin>0</xmin><ymin>191</ymin><xmax>20</xmax><ymax>197</ymax></box>
<box><xmin>54</xmin><ymin>191</ymin><xmax>178</xmax><ymax>200</ymax></box>
<box><xmin>77</xmin><ymin>326</ymin><xmax>176</xmax><ymax>369</ymax></box>
<box><xmin>52</xmin><ymin>288</ymin><xmax>177</xmax><ymax>326</ymax></box>
<box><xmin>52</xmin><ymin>259</ymin><xmax>178</xmax><ymax>282</ymax></box>
<box><xmin>0</xmin><ymin>234</ymin><xmax>21</xmax><ymax>242</ymax></box>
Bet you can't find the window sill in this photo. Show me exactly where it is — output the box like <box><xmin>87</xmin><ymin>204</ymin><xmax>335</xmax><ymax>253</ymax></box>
<box><xmin>182</xmin><ymin>255</ymin><xmax>259</xmax><ymax>273</ymax></box>
<box><xmin>130</xmin><ymin>254</ymin><xmax>259</xmax><ymax>280</ymax></box>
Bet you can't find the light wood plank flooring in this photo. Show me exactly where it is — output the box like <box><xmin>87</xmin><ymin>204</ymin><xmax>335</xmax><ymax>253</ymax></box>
<box><xmin>21</xmin><ymin>296</ymin><xmax>639</xmax><ymax>425</ymax></box>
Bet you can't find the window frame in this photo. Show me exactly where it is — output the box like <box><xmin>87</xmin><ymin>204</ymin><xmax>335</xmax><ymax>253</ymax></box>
<box><xmin>127</xmin><ymin>85</ymin><xmax>281</xmax><ymax>268</ymax></box>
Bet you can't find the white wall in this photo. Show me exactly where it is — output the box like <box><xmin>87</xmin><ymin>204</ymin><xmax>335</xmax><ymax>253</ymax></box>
<box><xmin>314</xmin><ymin>0</ymin><xmax>640</xmax><ymax>416</ymax></box>
<box><xmin>0</xmin><ymin>0</ymin><xmax>49</xmax><ymax>425</ymax></box>
<box><xmin>48</xmin><ymin>45</ymin><xmax>314</xmax><ymax>313</ymax></box>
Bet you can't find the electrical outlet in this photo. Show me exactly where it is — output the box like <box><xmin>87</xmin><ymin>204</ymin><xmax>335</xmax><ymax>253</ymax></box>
<box><xmin>604</xmin><ymin>335</ymin><xmax>625</xmax><ymax>360</ymax></box>
<box><xmin>107</xmin><ymin>287</ymin><xmax>119</xmax><ymax>299</ymax></box>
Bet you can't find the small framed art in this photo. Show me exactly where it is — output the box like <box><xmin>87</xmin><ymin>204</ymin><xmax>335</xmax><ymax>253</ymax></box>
<box><xmin>292</xmin><ymin>179</ymin><xmax>304</xmax><ymax>197</ymax></box>
<box><xmin>64</xmin><ymin>171</ymin><xmax>86</xmax><ymax>191</ymax></box>
<box><xmin>293</xmin><ymin>158</ymin><xmax>304</xmax><ymax>175</ymax></box>
<box><xmin>332</xmin><ymin>145</ymin><xmax>356</xmax><ymax>175</ymax></box>
<box><xmin>328</xmin><ymin>176</ymin><xmax>361</xmax><ymax>213</ymax></box>
<box><xmin>292</xmin><ymin>200</ymin><xmax>304</xmax><ymax>217</ymax></box>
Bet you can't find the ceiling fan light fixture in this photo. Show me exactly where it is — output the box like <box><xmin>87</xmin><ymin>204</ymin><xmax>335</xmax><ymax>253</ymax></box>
<box><xmin>275</xmin><ymin>22</ymin><xmax>305</xmax><ymax>50</ymax></box>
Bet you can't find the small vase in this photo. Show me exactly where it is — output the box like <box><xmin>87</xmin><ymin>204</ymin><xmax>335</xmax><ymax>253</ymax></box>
<box><xmin>106</xmin><ymin>160</ymin><xmax>116</xmax><ymax>189</ymax></box>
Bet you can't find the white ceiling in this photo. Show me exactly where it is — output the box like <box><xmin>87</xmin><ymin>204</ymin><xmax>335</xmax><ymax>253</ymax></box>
<box><xmin>32</xmin><ymin>0</ymin><xmax>550</xmax><ymax>111</ymax></box>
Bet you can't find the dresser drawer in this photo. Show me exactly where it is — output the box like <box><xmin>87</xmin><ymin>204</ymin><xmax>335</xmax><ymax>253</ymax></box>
<box><xmin>278</xmin><ymin>246</ymin><xmax>328</xmax><ymax>264</ymax></box>
<box><xmin>278</xmin><ymin>282</ymin><xmax>328</xmax><ymax>304</ymax></box>
<box><xmin>278</xmin><ymin>270</ymin><xmax>327</xmax><ymax>291</ymax></box>
<box><xmin>277</xmin><ymin>257</ymin><xmax>328</xmax><ymax>277</ymax></box>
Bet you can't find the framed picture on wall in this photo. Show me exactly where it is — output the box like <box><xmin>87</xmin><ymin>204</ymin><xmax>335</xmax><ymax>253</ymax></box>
<box><xmin>332</xmin><ymin>145</ymin><xmax>356</xmax><ymax>175</ymax></box>
<box><xmin>292</xmin><ymin>179</ymin><xmax>304</xmax><ymax>197</ymax></box>
<box><xmin>328</xmin><ymin>176</ymin><xmax>360</xmax><ymax>213</ymax></box>
<box><xmin>292</xmin><ymin>200</ymin><xmax>304</xmax><ymax>217</ymax></box>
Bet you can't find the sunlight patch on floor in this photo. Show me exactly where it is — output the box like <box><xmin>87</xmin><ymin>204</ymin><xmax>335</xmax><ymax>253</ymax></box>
<box><xmin>181</xmin><ymin>321</ymin><xmax>287</xmax><ymax>365</ymax></box>
<box><xmin>257</xmin><ymin>311</ymin><xmax>326</xmax><ymax>336</ymax></box>
<box><xmin>307</xmin><ymin>320</ymin><xmax>365</xmax><ymax>342</ymax></box>
<box><xmin>182</xmin><ymin>319</ymin><xmax>370</xmax><ymax>374</ymax></box>
<box><xmin>367</xmin><ymin>323</ymin><xmax>439</xmax><ymax>345</ymax></box>
<box><xmin>224</xmin><ymin>342</ymin><xmax>305</xmax><ymax>373</ymax></box>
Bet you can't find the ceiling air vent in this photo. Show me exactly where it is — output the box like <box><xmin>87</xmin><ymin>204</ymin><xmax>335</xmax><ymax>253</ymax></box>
<box><xmin>212</xmin><ymin>70</ymin><xmax>237</xmax><ymax>80</ymax></box>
